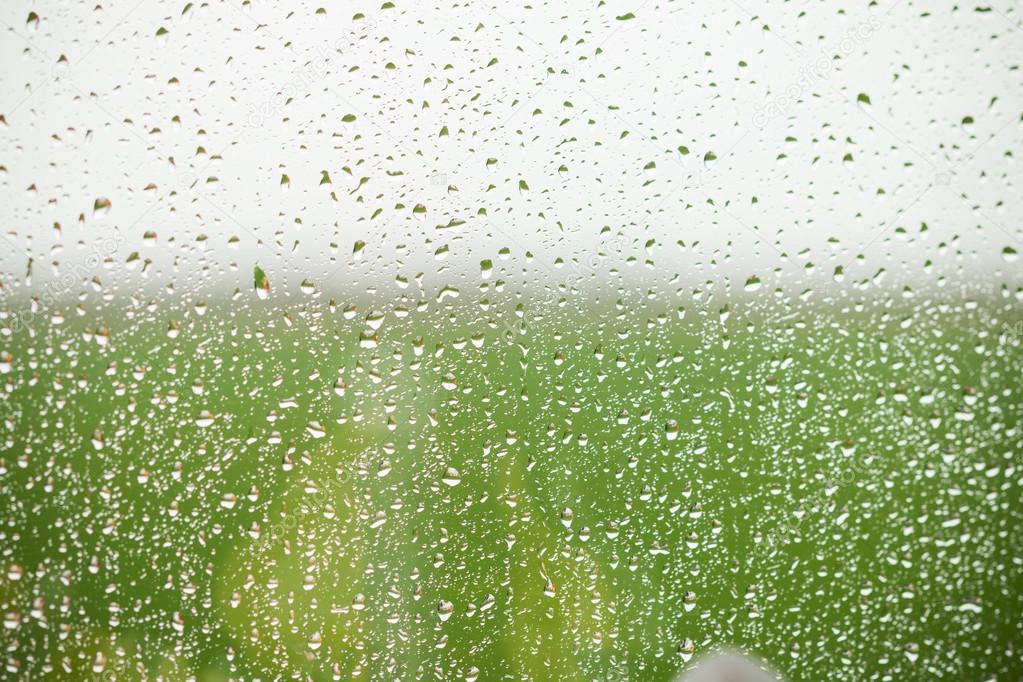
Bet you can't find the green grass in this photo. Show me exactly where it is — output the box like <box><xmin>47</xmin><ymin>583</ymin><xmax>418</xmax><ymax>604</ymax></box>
<box><xmin>0</xmin><ymin>292</ymin><xmax>1020</xmax><ymax>680</ymax></box>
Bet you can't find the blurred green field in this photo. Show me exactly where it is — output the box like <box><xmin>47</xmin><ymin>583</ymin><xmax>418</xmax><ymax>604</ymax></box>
<box><xmin>1</xmin><ymin>292</ymin><xmax>1021</xmax><ymax>681</ymax></box>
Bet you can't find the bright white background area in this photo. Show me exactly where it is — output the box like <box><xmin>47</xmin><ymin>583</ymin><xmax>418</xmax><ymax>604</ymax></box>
<box><xmin>0</xmin><ymin>0</ymin><xmax>1020</xmax><ymax>300</ymax></box>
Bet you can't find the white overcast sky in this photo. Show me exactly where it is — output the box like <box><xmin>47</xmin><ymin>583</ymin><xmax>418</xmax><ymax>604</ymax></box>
<box><xmin>1</xmin><ymin>0</ymin><xmax>1020</xmax><ymax>300</ymax></box>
